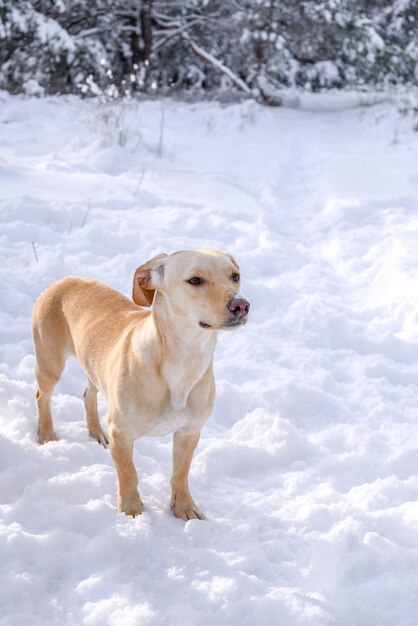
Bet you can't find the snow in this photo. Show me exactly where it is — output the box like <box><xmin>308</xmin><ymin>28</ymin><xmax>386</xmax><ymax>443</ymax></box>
<box><xmin>1</xmin><ymin>90</ymin><xmax>418</xmax><ymax>625</ymax></box>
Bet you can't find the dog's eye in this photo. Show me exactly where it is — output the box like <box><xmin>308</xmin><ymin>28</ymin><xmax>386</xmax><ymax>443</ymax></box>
<box><xmin>232</xmin><ymin>273</ymin><xmax>240</xmax><ymax>282</ymax></box>
<box><xmin>187</xmin><ymin>277</ymin><xmax>204</xmax><ymax>285</ymax></box>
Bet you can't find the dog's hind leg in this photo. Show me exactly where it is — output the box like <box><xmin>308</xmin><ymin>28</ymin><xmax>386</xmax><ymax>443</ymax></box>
<box><xmin>33</xmin><ymin>329</ymin><xmax>66</xmax><ymax>444</ymax></box>
<box><xmin>84</xmin><ymin>380</ymin><xmax>108</xmax><ymax>447</ymax></box>
<box><xmin>32</xmin><ymin>288</ymin><xmax>75</xmax><ymax>444</ymax></box>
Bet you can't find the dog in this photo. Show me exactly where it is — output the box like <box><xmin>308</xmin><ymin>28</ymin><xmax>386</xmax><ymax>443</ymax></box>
<box><xmin>32</xmin><ymin>249</ymin><xmax>250</xmax><ymax>520</ymax></box>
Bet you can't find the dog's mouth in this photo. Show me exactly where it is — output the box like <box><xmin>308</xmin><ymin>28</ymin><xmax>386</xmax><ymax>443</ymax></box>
<box><xmin>222</xmin><ymin>317</ymin><xmax>247</xmax><ymax>329</ymax></box>
<box><xmin>199</xmin><ymin>318</ymin><xmax>247</xmax><ymax>330</ymax></box>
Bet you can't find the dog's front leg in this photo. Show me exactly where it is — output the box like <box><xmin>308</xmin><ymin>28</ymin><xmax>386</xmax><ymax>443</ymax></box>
<box><xmin>170</xmin><ymin>432</ymin><xmax>205</xmax><ymax>521</ymax></box>
<box><xmin>109</xmin><ymin>429</ymin><xmax>143</xmax><ymax>517</ymax></box>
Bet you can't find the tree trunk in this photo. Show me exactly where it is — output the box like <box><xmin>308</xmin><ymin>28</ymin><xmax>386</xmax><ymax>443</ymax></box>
<box><xmin>139</xmin><ymin>0</ymin><xmax>154</xmax><ymax>63</ymax></box>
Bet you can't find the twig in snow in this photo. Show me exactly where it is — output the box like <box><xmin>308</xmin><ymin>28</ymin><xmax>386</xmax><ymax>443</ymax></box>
<box><xmin>158</xmin><ymin>104</ymin><xmax>165</xmax><ymax>159</ymax></box>
<box><xmin>32</xmin><ymin>241</ymin><xmax>39</xmax><ymax>263</ymax></box>
<box><xmin>81</xmin><ymin>199</ymin><xmax>92</xmax><ymax>228</ymax></box>
<box><xmin>134</xmin><ymin>167</ymin><xmax>146</xmax><ymax>196</ymax></box>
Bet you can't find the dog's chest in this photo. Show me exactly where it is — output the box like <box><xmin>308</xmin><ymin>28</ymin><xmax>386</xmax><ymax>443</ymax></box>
<box><xmin>146</xmin><ymin>403</ymin><xmax>195</xmax><ymax>437</ymax></box>
<box><xmin>145</xmin><ymin>353</ymin><xmax>211</xmax><ymax>436</ymax></box>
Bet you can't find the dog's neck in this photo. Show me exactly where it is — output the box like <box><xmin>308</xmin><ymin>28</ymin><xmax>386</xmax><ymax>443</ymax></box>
<box><xmin>148</xmin><ymin>294</ymin><xmax>217</xmax><ymax>410</ymax></box>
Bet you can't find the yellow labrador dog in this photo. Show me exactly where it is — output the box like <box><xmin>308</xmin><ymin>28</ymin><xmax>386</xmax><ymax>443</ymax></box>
<box><xmin>32</xmin><ymin>250</ymin><xmax>250</xmax><ymax>520</ymax></box>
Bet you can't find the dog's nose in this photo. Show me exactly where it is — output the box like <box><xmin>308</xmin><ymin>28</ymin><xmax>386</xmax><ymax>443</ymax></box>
<box><xmin>227</xmin><ymin>297</ymin><xmax>250</xmax><ymax>319</ymax></box>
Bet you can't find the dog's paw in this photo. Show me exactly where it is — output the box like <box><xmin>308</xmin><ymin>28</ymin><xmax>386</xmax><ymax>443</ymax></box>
<box><xmin>119</xmin><ymin>492</ymin><xmax>144</xmax><ymax>518</ymax></box>
<box><xmin>171</xmin><ymin>498</ymin><xmax>206</xmax><ymax>521</ymax></box>
<box><xmin>38</xmin><ymin>429</ymin><xmax>58</xmax><ymax>444</ymax></box>
<box><xmin>88</xmin><ymin>426</ymin><xmax>109</xmax><ymax>448</ymax></box>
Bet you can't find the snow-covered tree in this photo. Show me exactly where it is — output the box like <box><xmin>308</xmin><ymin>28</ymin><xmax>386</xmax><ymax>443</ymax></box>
<box><xmin>0</xmin><ymin>0</ymin><xmax>416</xmax><ymax>97</ymax></box>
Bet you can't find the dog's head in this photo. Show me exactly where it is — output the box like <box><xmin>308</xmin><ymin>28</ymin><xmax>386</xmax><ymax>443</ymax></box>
<box><xmin>132</xmin><ymin>250</ymin><xmax>250</xmax><ymax>331</ymax></box>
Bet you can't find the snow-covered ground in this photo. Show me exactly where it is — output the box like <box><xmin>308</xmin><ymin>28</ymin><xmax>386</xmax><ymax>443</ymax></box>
<box><xmin>1</xmin><ymin>91</ymin><xmax>418</xmax><ymax>626</ymax></box>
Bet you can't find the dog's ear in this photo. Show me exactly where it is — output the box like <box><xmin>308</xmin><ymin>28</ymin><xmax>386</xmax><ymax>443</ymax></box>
<box><xmin>132</xmin><ymin>253</ymin><xmax>168</xmax><ymax>307</ymax></box>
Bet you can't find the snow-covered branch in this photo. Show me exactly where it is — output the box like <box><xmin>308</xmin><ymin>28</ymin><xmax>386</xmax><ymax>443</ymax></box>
<box><xmin>181</xmin><ymin>33</ymin><xmax>252</xmax><ymax>95</ymax></box>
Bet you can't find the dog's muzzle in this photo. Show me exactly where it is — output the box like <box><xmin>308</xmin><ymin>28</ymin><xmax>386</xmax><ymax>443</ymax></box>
<box><xmin>199</xmin><ymin>297</ymin><xmax>250</xmax><ymax>330</ymax></box>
